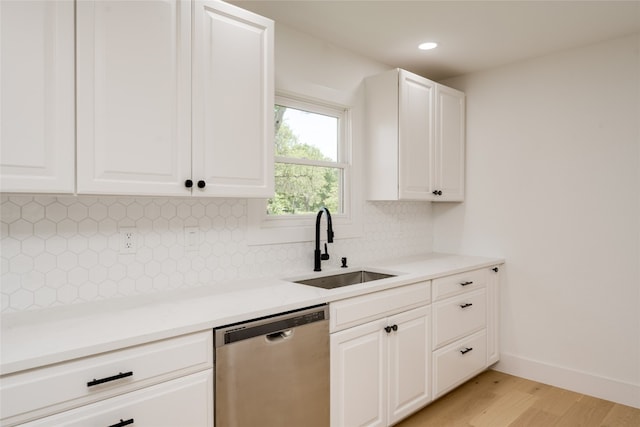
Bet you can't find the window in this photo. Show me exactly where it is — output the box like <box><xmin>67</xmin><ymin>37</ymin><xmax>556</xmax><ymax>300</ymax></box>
<box><xmin>270</xmin><ymin>96</ymin><xmax>348</xmax><ymax>216</ymax></box>
<box><xmin>247</xmin><ymin>94</ymin><xmax>361</xmax><ymax>245</ymax></box>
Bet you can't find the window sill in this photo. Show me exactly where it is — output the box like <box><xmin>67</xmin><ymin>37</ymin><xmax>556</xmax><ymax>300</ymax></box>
<box><xmin>247</xmin><ymin>199</ymin><xmax>362</xmax><ymax>245</ymax></box>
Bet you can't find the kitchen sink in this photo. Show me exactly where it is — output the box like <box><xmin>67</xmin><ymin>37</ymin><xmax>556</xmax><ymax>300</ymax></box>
<box><xmin>294</xmin><ymin>270</ymin><xmax>396</xmax><ymax>289</ymax></box>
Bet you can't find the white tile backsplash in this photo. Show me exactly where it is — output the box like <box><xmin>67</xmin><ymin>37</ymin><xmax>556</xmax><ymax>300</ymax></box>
<box><xmin>1</xmin><ymin>195</ymin><xmax>432</xmax><ymax>313</ymax></box>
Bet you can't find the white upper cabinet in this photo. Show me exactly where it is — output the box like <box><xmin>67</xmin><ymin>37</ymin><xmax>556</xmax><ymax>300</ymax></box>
<box><xmin>192</xmin><ymin>0</ymin><xmax>274</xmax><ymax>197</ymax></box>
<box><xmin>77</xmin><ymin>0</ymin><xmax>191</xmax><ymax>195</ymax></box>
<box><xmin>0</xmin><ymin>0</ymin><xmax>75</xmax><ymax>193</ymax></box>
<box><xmin>434</xmin><ymin>85</ymin><xmax>465</xmax><ymax>201</ymax></box>
<box><xmin>398</xmin><ymin>72</ymin><xmax>435</xmax><ymax>200</ymax></box>
<box><xmin>365</xmin><ymin>69</ymin><xmax>465</xmax><ymax>201</ymax></box>
<box><xmin>76</xmin><ymin>0</ymin><xmax>192</xmax><ymax>196</ymax></box>
<box><xmin>76</xmin><ymin>0</ymin><xmax>274</xmax><ymax>197</ymax></box>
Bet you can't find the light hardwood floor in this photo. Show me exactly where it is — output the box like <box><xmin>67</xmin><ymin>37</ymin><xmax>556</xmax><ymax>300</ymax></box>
<box><xmin>395</xmin><ymin>370</ymin><xmax>640</xmax><ymax>427</ymax></box>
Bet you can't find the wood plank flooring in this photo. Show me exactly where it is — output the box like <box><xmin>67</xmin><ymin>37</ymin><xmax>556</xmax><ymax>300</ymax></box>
<box><xmin>395</xmin><ymin>370</ymin><xmax>640</xmax><ymax>427</ymax></box>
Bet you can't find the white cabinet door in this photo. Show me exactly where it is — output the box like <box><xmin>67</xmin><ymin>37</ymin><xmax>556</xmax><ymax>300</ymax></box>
<box><xmin>331</xmin><ymin>319</ymin><xmax>387</xmax><ymax>427</ymax></box>
<box><xmin>434</xmin><ymin>85</ymin><xmax>465</xmax><ymax>201</ymax></box>
<box><xmin>76</xmin><ymin>0</ymin><xmax>192</xmax><ymax>196</ymax></box>
<box><xmin>0</xmin><ymin>0</ymin><xmax>74</xmax><ymax>193</ymax></box>
<box><xmin>398</xmin><ymin>70</ymin><xmax>435</xmax><ymax>201</ymax></box>
<box><xmin>21</xmin><ymin>370</ymin><xmax>213</xmax><ymax>427</ymax></box>
<box><xmin>331</xmin><ymin>305</ymin><xmax>432</xmax><ymax>427</ymax></box>
<box><xmin>487</xmin><ymin>266</ymin><xmax>501</xmax><ymax>366</ymax></box>
<box><xmin>192</xmin><ymin>0</ymin><xmax>274</xmax><ymax>197</ymax></box>
<box><xmin>387</xmin><ymin>306</ymin><xmax>431</xmax><ymax>425</ymax></box>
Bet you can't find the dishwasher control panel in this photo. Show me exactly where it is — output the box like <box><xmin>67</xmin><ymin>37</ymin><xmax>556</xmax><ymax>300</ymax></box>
<box><xmin>215</xmin><ymin>304</ymin><xmax>329</xmax><ymax>346</ymax></box>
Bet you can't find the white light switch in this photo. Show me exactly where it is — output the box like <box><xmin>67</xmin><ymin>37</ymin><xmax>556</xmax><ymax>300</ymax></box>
<box><xmin>184</xmin><ymin>227</ymin><xmax>199</xmax><ymax>252</ymax></box>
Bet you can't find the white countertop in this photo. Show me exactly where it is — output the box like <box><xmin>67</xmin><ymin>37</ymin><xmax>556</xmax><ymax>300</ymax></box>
<box><xmin>0</xmin><ymin>253</ymin><xmax>503</xmax><ymax>375</ymax></box>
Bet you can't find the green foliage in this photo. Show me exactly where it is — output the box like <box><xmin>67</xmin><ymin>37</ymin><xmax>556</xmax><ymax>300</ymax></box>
<box><xmin>268</xmin><ymin>107</ymin><xmax>339</xmax><ymax>215</ymax></box>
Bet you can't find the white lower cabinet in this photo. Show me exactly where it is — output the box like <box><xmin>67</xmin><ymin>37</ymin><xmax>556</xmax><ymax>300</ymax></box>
<box><xmin>432</xmin><ymin>288</ymin><xmax>486</xmax><ymax>349</ymax></box>
<box><xmin>431</xmin><ymin>266</ymin><xmax>501</xmax><ymax>399</ymax></box>
<box><xmin>330</xmin><ymin>286</ymin><xmax>431</xmax><ymax>427</ymax></box>
<box><xmin>330</xmin><ymin>265</ymin><xmax>501</xmax><ymax>426</ymax></box>
<box><xmin>432</xmin><ymin>330</ymin><xmax>487</xmax><ymax>399</ymax></box>
<box><xmin>487</xmin><ymin>266</ymin><xmax>501</xmax><ymax>366</ymax></box>
<box><xmin>331</xmin><ymin>318</ymin><xmax>387</xmax><ymax>427</ymax></box>
<box><xmin>387</xmin><ymin>307</ymin><xmax>432</xmax><ymax>425</ymax></box>
<box><xmin>20</xmin><ymin>370</ymin><xmax>213</xmax><ymax>427</ymax></box>
<box><xmin>0</xmin><ymin>331</ymin><xmax>213</xmax><ymax>427</ymax></box>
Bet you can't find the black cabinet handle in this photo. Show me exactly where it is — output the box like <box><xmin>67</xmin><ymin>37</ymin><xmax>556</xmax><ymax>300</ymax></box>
<box><xmin>492</xmin><ymin>267</ymin><xmax>499</xmax><ymax>272</ymax></box>
<box><xmin>460</xmin><ymin>347</ymin><xmax>473</xmax><ymax>355</ymax></box>
<box><xmin>109</xmin><ymin>419</ymin><xmax>134</xmax><ymax>427</ymax></box>
<box><xmin>460</xmin><ymin>303</ymin><xmax>473</xmax><ymax>309</ymax></box>
<box><xmin>184</xmin><ymin>179</ymin><xmax>193</xmax><ymax>188</ymax></box>
<box><xmin>460</xmin><ymin>281</ymin><xmax>473</xmax><ymax>286</ymax></box>
<box><xmin>87</xmin><ymin>371</ymin><xmax>133</xmax><ymax>387</ymax></box>
<box><xmin>197</xmin><ymin>180</ymin><xmax>206</xmax><ymax>189</ymax></box>
<box><xmin>384</xmin><ymin>325</ymin><xmax>398</xmax><ymax>333</ymax></box>
<box><xmin>432</xmin><ymin>190</ymin><xmax>442</xmax><ymax>196</ymax></box>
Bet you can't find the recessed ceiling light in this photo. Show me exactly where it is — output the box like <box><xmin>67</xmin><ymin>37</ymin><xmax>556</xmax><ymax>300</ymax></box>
<box><xmin>418</xmin><ymin>42</ymin><xmax>438</xmax><ymax>50</ymax></box>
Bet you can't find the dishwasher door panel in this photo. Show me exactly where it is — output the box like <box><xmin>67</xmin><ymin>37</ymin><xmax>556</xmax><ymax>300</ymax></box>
<box><xmin>215</xmin><ymin>319</ymin><xmax>329</xmax><ymax>427</ymax></box>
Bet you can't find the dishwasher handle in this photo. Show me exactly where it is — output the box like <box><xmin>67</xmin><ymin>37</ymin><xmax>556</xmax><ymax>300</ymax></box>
<box><xmin>266</xmin><ymin>329</ymin><xmax>293</xmax><ymax>342</ymax></box>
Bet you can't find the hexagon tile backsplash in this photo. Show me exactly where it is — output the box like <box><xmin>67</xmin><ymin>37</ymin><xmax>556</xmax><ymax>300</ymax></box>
<box><xmin>0</xmin><ymin>195</ymin><xmax>433</xmax><ymax>313</ymax></box>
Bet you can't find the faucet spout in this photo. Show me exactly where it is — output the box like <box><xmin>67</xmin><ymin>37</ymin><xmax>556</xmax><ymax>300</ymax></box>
<box><xmin>314</xmin><ymin>207</ymin><xmax>334</xmax><ymax>271</ymax></box>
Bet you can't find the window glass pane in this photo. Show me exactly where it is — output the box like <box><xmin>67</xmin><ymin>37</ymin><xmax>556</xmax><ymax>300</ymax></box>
<box><xmin>275</xmin><ymin>105</ymin><xmax>338</xmax><ymax>161</ymax></box>
<box><xmin>268</xmin><ymin>164</ymin><xmax>341</xmax><ymax>215</ymax></box>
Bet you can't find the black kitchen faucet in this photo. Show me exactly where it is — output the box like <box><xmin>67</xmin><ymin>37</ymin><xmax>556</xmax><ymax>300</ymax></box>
<box><xmin>314</xmin><ymin>207</ymin><xmax>334</xmax><ymax>271</ymax></box>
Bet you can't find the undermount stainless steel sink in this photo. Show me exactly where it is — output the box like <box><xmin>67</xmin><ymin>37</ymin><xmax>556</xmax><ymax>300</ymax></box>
<box><xmin>294</xmin><ymin>270</ymin><xmax>396</xmax><ymax>289</ymax></box>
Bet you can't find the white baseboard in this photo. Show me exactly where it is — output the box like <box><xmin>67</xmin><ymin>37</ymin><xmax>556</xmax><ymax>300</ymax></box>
<box><xmin>493</xmin><ymin>352</ymin><xmax>640</xmax><ymax>409</ymax></box>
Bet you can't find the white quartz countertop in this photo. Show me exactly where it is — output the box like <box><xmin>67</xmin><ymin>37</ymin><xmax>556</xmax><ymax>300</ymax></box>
<box><xmin>0</xmin><ymin>253</ymin><xmax>503</xmax><ymax>375</ymax></box>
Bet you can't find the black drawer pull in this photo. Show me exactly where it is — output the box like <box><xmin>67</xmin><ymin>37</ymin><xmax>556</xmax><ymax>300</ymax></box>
<box><xmin>460</xmin><ymin>347</ymin><xmax>473</xmax><ymax>355</ymax></box>
<box><xmin>87</xmin><ymin>371</ymin><xmax>133</xmax><ymax>387</ymax></box>
<box><xmin>109</xmin><ymin>419</ymin><xmax>134</xmax><ymax>427</ymax></box>
<box><xmin>460</xmin><ymin>303</ymin><xmax>473</xmax><ymax>309</ymax></box>
<box><xmin>460</xmin><ymin>281</ymin><xmax>473</xmax><ymax>286</ymax></box>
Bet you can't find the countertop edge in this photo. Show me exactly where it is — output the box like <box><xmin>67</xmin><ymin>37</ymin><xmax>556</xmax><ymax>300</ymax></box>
<box><xmin>1</xmin><ymin>253</ymin><xmax>504</xmax><ymax>376</ymax></box>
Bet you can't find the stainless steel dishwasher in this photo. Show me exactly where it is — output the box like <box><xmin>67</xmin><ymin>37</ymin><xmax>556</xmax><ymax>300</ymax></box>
<box><xmin>214</xmin><ymin>304</ymin><xmax>329</xmax><ymax>427</ymax></box>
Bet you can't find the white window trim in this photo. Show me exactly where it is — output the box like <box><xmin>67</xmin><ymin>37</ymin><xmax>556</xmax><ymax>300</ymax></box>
<box><xmin>247</xmin><ymin>94</ymin><xmax>362</xmax><ymax>245</ymax></box>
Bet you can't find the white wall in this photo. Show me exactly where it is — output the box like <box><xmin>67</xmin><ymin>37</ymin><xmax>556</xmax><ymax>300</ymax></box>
<box><xmin>434</xmin><ymin>34</ymin><xmax>640</xmax><ymax>407</ymax></box>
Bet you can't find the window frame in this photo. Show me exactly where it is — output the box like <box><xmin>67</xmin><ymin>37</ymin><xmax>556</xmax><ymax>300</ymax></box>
<box><xmin>247</xmin><ymin>94</ymin><xmax>361</xmax><ymax>245</ymax></box>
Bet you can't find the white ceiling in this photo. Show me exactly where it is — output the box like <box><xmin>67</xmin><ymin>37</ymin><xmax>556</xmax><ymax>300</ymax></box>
<box><xmin>229</xmin><ymin>0</ymin><xmax>640</xmax><ymax>81</ymax></box>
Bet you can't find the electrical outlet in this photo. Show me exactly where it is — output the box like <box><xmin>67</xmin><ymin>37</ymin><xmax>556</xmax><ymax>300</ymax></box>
<box><xmin>119</xmin><ymin>227</ymin><xmax>137</xmax><ymax>254</ymax></box>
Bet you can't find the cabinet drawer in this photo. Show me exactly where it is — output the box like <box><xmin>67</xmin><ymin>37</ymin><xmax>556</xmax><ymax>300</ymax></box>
<box><xmin>433</xmin><ymin>289</ymin><xmax>486</xmax><ymax>349</ymax></box>
<box><xmin>21</xmin><ymin>370</ymin><xmax>213</xmax><ymax>427</ymax></box>
<box><xmin>432</xmin><ymin>268</ymin><xmax>487</xmax><ymax>301</ymax></box>
<box><xmin>433</xmin><ymin>330</ymin><xmax>487</xmax><ymax>399</ymax></box>
<box><xmin>1</xmin><ymin>331</ymin><xmax>213</xmax><ymax>425</ymax></box>
<box><xmin>330</xmin><ymin>281</ymin><xmax>430</xmax><ymax>332</ymax></box>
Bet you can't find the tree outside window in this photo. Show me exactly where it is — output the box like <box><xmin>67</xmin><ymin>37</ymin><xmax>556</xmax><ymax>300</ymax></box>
<box><xmin>268</xmin><ymin>99</ymin><xmax>347</xmax><ymax>216</ymax></box>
